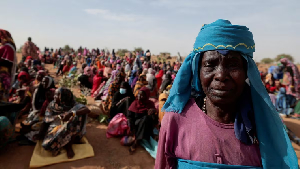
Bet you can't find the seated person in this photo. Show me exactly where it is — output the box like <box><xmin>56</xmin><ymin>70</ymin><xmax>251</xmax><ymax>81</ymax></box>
<box><xmin>78</xmin><ymin>66</ymin><xmax>93</xmax><ymax>92</ymax></box>
<box><xmin>127</xmin><ymin>87</ymin><xmax>158</xmax><ymax>154</ymax></box>
<box><xmin>68</xmin><ymin>62</ymin><xmax>78</xmax><ymax>77</ymax></box>
<box><xmin>91</xmin><ymin>69</ymin><xmax>105</xmax><ymax>97</ymax></box>
<box><xmin>276</xmin><ymin>87</ymin><xmax>297</xmax><ymax>117</ymax></box>
<box><xmin>33</xmin><ymin>88</ymin><xmax>90</xmax><ymax>159</ymax></box>
<box><xmin>30</xmin><ymin>70</ymin><xmax>46</xmax><ymax>93</ymax></box>
<box><xmin>62</xmin><ymin>61</ymin><xmax>72</xmax><ymax>75</ymax></box>
<box><xmin>20</xmin><ymin>87</ymin><xmax>55</xmax><ymax>142</ymax></box>
<box><xmin>0</xmin><ymin>100</ymin><xmax>29</xmax><ymax>148</ymax></box>
<box><xmin>9</xmin><ymin>88</ymin><xmax>32</xmax><ymax>116</ymax></box>
<box><xmin>104</xmin><ymin>71</ymin><xmax>125</xmax><ymax>111</ymax></box>
<box><xmin>109</xmin><ymin>82</ymin><xmax>135</xmax><ymax>119</ymax></box>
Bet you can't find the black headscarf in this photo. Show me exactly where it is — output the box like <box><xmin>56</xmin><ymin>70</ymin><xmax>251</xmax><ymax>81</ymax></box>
<box><xmin>160</xmin><ymin>73</ymin><xmax>172</xmax><ymax>92</ymax></box>
<box><xmin>33</xmin><ymin>76</ymin><xmax>55</xmax><ymax>110</ymax></box>
<box><xmin>111</xmin><ymin>82</ymin><xmax>135</xmax><ymax>107</ymax></box>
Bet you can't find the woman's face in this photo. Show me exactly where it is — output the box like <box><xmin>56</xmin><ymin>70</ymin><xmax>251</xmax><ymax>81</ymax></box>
<box><xmin>54</xmin><ymin>89</ymin><xmax>61</xmax><ymax>104</ymax></box>
<box><xmin>26</xmin><ymin>61</ymin><xmax>31</xmax><ymax>67</ymax></box>
<box><xmin>19</xmin><ymin>75</ymin><xmax>27</xmax><ymax>83</ymax></box>
<box><xmin>200</xmin><ymin>51</ymin><xmax>246</xmax><ymax>105</ymax></box>
<box><xmin>36</xmin><ymin>73</ymin><xmax>44</xmax><ymax>82</ymax></box>
<box><xmin>137</xmin><ymin>90</ymin><xmax>147</xmax><ymax>102</ymax></box>
<box><xmin>280</xmin><ymin>60</ymin><xmax>287</xmax><ymax>66</ymax></box>
<box><xmin>86</xmin><ymin>68</ymin><xmax>91</xmax><ymax>76</ymax></box>
<box><xmin>115</xmin><ymin>75</ymin><xmax>122</xmax><ymax>83</ymax></box>
<box><xmin>42</xmin><ymin>77</ymin><xmax>49</xmax><ymax>89</ymax></box>
<box><xmin>93</xmin><ymin>69</ymin><xmax>97</xmax><ymax>75</ymax></box>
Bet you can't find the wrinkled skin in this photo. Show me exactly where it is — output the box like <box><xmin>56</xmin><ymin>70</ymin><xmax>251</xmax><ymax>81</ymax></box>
<box><xmin>200</xmin><ymin>51</ymin><xmax>247</xmax><ymax>105</ymax></box>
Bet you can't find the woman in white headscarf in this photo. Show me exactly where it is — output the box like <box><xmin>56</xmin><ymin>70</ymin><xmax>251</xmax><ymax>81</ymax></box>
<box><xmin>146</xmin><ymin>68</ymin><xmax>158</xmax><ymax>98</ymax></box>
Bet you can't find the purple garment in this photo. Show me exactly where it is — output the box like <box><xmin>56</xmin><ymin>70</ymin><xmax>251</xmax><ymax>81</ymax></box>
<box><xmin>131</xmin><ymin>76</ymin><xmax>138</xmax><ymax>89</ymax></box>
<box><xmin>155</xmin><ymin>99</ymin><xmax>262</xmax><ymax>169</ymax></box>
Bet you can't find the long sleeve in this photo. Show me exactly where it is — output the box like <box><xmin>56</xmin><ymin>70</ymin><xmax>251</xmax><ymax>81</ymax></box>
<box><xmin>111</xmin><ymin>92</ymin><xmax>120</xmax><ymax>108</ymax></box>
<box><xmin>127</xmin><ymin>110</ymin><xmax>135</xmax><ymax>132</ymax></box>
<box><xmin>155</xmin><ymin>112</ymin><xmax>177</xmax><ymax>169</ymax></box>
<box><xmin>155</xmin><ymin>118</ymin><xmax>168</xmax><ymax>169</ymax></box>
<box><xmin>0</xmin><ymin>101</ymin><xmax>27</xmax><ymax>114</ymax></box>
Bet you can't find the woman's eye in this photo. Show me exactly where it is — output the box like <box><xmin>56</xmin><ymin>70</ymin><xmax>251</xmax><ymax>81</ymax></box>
<box><xmin>204</xmin><ymin>62</ymin><xmax>213</xmax><ymax>67</ymax></box>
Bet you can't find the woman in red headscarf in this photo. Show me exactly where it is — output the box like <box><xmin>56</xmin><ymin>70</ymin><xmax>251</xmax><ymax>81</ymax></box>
<box><xmin>127</xmin><ymin>87</ymin><xmax>158</xmax><ymax>154</ymax></box>
<box><xmin>91</xmin><ymin>69</ymin><xmax>105</xmax><ymax>96</ymax></box>
<box><xmin>18</xmin><ymin>71</ymin><xmax>31</xmax><ymax>88</ymax></box>
<box><xmin>155</xmin><ymin>69</ymin><xmax>164</xmax><ymax>90</ymax></box>
<box><xmin>0</xmin><ymin>29</ymin><xmax>17</xmax><ymax>101</ymax></box>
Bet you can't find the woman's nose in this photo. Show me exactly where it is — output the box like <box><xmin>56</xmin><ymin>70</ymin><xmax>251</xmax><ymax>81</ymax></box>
<box><xmin>214</xmin><ymin>66</ymin><xmax>229</xmax><ymax>82</ymax></box>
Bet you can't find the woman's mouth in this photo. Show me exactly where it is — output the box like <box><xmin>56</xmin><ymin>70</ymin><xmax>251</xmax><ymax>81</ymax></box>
<box><xmin>210</xmin><ymin>88</ymin><xmax>232</xmax><ymax>96</ymax></box>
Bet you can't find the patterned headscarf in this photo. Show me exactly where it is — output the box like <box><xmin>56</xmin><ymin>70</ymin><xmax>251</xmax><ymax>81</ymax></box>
<box><xmin>104</xmin><ymin>71</ymin><xmax>125</xmax><ymax>110</ymax></box>
<box><xmin>0</xmin><ymin>29</ymin><xmax>16</xmax><ymax>50</ymax></box>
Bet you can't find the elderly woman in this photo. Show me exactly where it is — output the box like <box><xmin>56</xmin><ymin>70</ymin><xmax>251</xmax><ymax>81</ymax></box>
<box><xmin>128</xmin><ymin>87</ymin><xmax>157</xmax><ymax>154</ymax></box>
<box><xmin>280</xmin><ymin>58</ymin><xmax>300</xmax><ymax>99</ymax></box>
<box><xmin>34</xmin><ymin>88</ymin><xmax>90</xmax><ymax>159</ymax></box>
<box><xmin>21</xmin><ymin>76</ymin><xmax>55</xmax><ymax>135</ymax></box>
<box><xmin>155</xmin><ymin>19</ymin><xmax>297</xmax><ymax>168</ymax></box>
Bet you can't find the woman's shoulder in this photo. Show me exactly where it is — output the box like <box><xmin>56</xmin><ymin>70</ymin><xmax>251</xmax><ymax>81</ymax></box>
<box><xmin>162</xmin><ymin>99</ymin><xmax>197</xmax><ymax>126</ymax></box>
<box><xmin>0</xmin><ymin>44</ymin><xmax>15</xmax><ymax>55</ymax></box>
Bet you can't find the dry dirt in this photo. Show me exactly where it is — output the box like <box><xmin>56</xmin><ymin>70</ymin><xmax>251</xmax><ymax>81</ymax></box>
<box><xmin>0</xmin><ymin>54</ymin><xmax>155</xmax><ymax>169</ymax></box>
<box><xmin>0</xmin><ymin>54</ymin><xmax>300</xmax><ymax>168</ymax></box>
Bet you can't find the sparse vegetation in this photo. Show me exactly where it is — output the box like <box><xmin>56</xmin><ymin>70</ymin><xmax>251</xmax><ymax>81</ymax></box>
<box><xmin>116</xmin><ymin>49</ymin><xmax>129</xmax><ymax>57</ymax></box>
<box><xmin>275</xmin><ymin>54</ymin><xmax>294</xmax><ymax>62</ymax></box>
<box><xmin>261</xmin><ymin>58</ymin><xmax>274</xmax><ymax>64</ymax></box>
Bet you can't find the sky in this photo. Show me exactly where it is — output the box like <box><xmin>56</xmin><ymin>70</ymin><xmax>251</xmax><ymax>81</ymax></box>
<box><xmin>1</xmin><ymin>0</ymin><xmax>300</xmax><ymax>62</ymax></box>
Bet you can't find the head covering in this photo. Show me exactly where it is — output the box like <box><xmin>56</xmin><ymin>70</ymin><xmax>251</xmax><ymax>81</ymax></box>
<box><xmin>280</xmin><ymin>58</ymin><xmax>300</xmax><ymax>99</ymax></box>
<box><xmin>160</xmin><ymin>73</ymin><xmax>172</xmax><ymax>92</ymax></box>
<box><xmin>116</xmin><ymin>64</ymin><xmax>121</xmax><ymax>71</ymax></box>
<box><xmin>32</xmin><ymin>76</ymin><xmax>55</xmax><ymax>110</ymax></box>
<box><xmin>37</xmin><ymin>70</ymin><xmax>46</xmax><ymax>77</ymax></box>
<box><xmin>84</xmin><ymin>66</ymin><xmax>92</xmax><ymax>76</ymax></box>
<box><xmin>0</xmin><ymin>29</ymin><xmax>16</xmax><ymax>50</ymax></box>
<box><xmin>133</xmin><ymin>65</ymin><xmax>138</xmax><ymax>71</ymax></box>
<box><xmin>146</xmin><ymin>68</ymin><xmax>156</xmax><ymax>88</ymax></box>
<box><xmin>91</xmin><ymin>69</ymin><xmax>104</xmax><ymax>95</ymax></box>
<box><xmin>163</xmin><ymin>19</ymin><xmax>297</xmax><ymax>168</ymax></box>
<box><xmin>44</xmin><ymin>76</ymin><xmax>54</xmax><ymax>89</ymax></box>
<box><xmin>104</xmin><ymin>71</ymin><xmax>125</xmax><ymax>110</ymax></box>
<box><xmin>18</xmin><ymin>71</ymin><xmax>30</xmax><ymax>82</ymax></box>
<box><xmin>128</xmin><ymin>87</ymin><xmax>155</xmax><ymax>114</ymax></box>
<box><xmin>133</xmin><ymin>74</ymin><xmax>148</xmax><ymax>97</ymax></box>
<box><xmin>129</xmin><ymin>70</ymin><xmax>137</xmax><ymax>86</ymax></box>
<box><xmin>125</xmin><ymin>64</ymin><xmax>131</xmax><ymax>73</ymax></box>
<box><xmin>49</xmin><ymin>88</ymin><xmax>75</xmax><ymax>114</ymax></box>
<box><xmin>0</xmin><ymin>29</ymin><xmax>17</xmax><ymax>85</ymax></box>
<box><xmin>64</xmin><ymin>55</ymin><xmax>70</xmax><ymax>61</ymax></box>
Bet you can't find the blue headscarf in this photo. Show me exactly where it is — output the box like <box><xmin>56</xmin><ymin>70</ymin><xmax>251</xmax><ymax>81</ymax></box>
<box><xmin>163</xmin><ymin>19</ymin><xmax>298</xmax><ymax>168</ymax></box>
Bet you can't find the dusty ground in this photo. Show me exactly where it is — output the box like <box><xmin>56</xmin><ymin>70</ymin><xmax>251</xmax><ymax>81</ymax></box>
<box><xmin>0</xmin><ymin>54</ymin><xmax>155</xmax><ymax>169</ymax></box>
<box><xmin>0</xmin><ymin>54</ymin><xmax>300</xmax><ymax>168</ymax></box>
